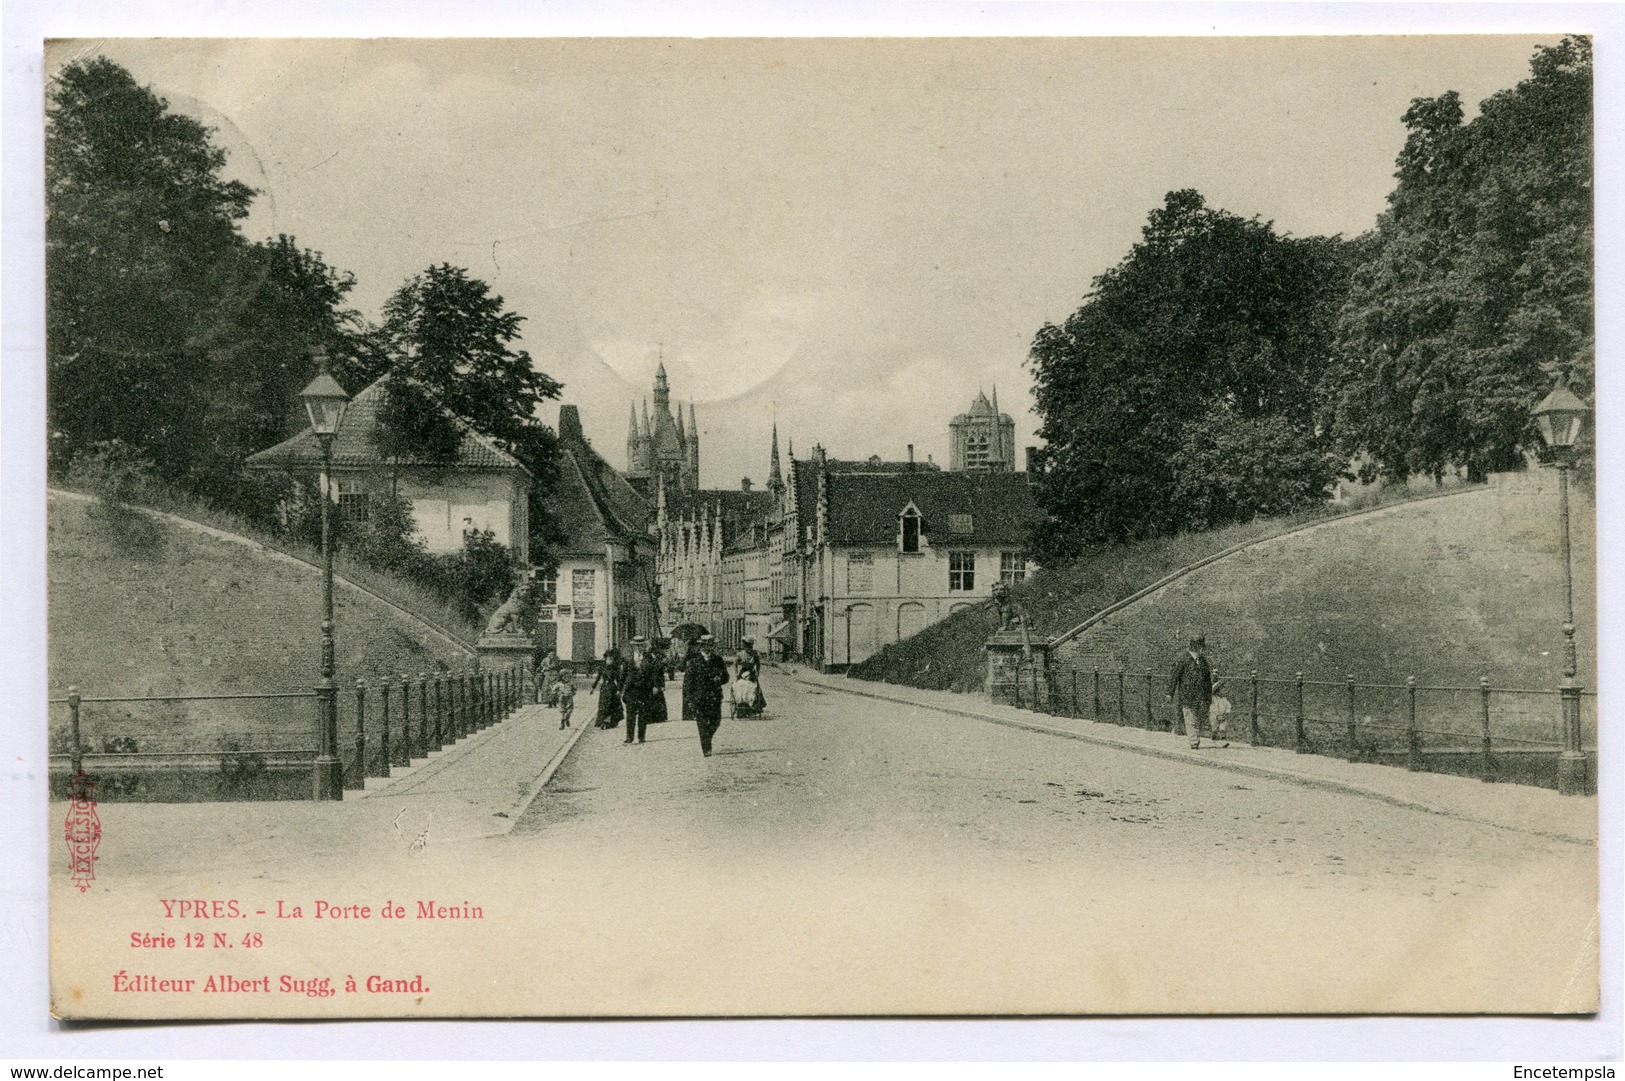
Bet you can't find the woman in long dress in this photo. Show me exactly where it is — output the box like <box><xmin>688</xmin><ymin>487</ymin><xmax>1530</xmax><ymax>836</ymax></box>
<box><xmin>591</xmin><ymin>648</ymin><xmax>624</xmax><ymax>728</ymax></box>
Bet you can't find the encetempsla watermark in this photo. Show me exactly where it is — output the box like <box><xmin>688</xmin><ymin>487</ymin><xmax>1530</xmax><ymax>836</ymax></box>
<box><xmin>1513</xmin><ymin>1070</ymin><xmax>1615</xmax><ymax>1079</ymax></box>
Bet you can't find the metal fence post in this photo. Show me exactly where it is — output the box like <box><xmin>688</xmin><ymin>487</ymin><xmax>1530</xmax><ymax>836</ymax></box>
<box><xmin>1480</xmin><ymin>677</ymin><xmax>1495</xmax><ymax>783</ymax></box>
<box><xmin>432</xmin><ymin>673</ymin><xmax>444</xmax><ymax>750</ymax></box>
<box><xmin>1071</xmin><ymin>670</ymin><xmax>1079</xmax><ymax>717</ymax></box>
<box><xmin>1092</xmin><ymin>669</ymin><xmax>1101</xmax><ymax>717</ymax></box>
<box><xmin>1406</xmin><ymin>676</ymin><xmax>1421</xmax><ymax>771</ymax></box>
<box><xmin>1249</xmin><ymin>670</ymin><xmax>1261</xmax><ymax>746</ymax></box>
<box><xmin>1345</xmin><ymin>675</ymin><xmax>1357</xmax><ymax>762</ymax></box>
<box><xmin>1294</xmin><ymin>672</ymin><xmax>1307</xmax><ymax>753</ymax></box>
<box><xmin>349</xmin><ymin>678</ymin><xmax>366</xmax><ymax>787</ymax></box>
<box><xmin>1144</xmin><ymin>669</ymin><xmax>1156</xmax><ymax>730</ymax></box>
<box><xmin>68</xmin><ymin>685</ymin><xmax>83</xmax><ymax>777</ymax></box>
<box><xmin>418</xmin><ymin>674</ymin><xmax>430</xmax><ymax>757</ymax></box>
<box><xmin>1117</xmin><ymin>671</ymin><xmax>1126</xmax><ymax>726</ymax></box>
<box><xmin>378</xmin><ymin>677</ymin><xmax>392</xmax><ymax>773</ymax></box>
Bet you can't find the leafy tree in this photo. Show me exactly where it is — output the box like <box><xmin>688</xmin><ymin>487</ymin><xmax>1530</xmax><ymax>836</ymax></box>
<box><xmin>46</xmin><ymin>56</ymin><xmax>255</xmax><ymax>478</ymax></box>
<box><xmin>46</xmin><ymin>58</ymin><xmax>368</xmax><ymax>517</ymax></box>
<box><xmin>1028</xmin><ymin>191</ymin><xmax>1354</xmax><ymax>558</ymax></box>
<box><xmin>364</xmin><ymin>264</ymin><xmax>564</xmax><ymax>558</ymax></box>
<box><xmin>1329</xmin><ymin>37</ymin><xmax>1593</xmax><ymax>481</ymax></box>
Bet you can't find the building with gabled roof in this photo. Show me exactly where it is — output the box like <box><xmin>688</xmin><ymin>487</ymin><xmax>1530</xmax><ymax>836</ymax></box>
<box><xmin>535</xmin><ymin>405</ymin><xmax>657</xmax><ymax>661</ymax></box>
<box><xmin>245</xmin><ymin>377</ymin><xmax>534</xmax><ymax>564</ymax></box>
<box><xmin>800</xmin><ymin>456</ymin><xmax>1040</xmax><ymax>669</ymax></box>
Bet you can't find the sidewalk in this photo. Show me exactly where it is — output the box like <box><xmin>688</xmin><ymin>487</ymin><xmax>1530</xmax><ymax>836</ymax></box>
<box><xmin>58</xmin><ymin>699</ymin><xmax>586</xmax><ymax>880</ymax></box>
<box><xmin>789</xmin><ymin>664</ymin><xmax>1598</xmax><ymax>846</ymax></box>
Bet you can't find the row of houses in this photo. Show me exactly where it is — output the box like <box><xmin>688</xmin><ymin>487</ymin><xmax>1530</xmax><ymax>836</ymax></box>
<box><xmin>248</xmin><ymin>367</ymin><xmax>1040</xmax><ymax>670</ymax></box>
<box><xmin>650</xmin><ymin>380</ymin><xmax>1041</xmax><ymax>667</ymax></box>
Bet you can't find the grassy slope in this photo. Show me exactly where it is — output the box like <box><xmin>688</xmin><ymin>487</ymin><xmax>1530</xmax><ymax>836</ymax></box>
<box><xmin>48</xmin><ymin>493</ymin><xmax>474</xmax><ymax>755</ymax></box>
<box><xmin>851</xmin><ymin>478</ymin><xmax>1596</xmax><ymax>730</ymax></box>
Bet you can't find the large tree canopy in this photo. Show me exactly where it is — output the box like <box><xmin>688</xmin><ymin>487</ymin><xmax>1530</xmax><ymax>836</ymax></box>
<box><xmin>357</xmin><ymin>263</ymin><xmax>563</xmax><ymax>476</ymax></box>
<box><xmin>1328</xmin><ymin>37</ymin><xmax>1593</xmax><ymax>481</ymax></box>
<box><xmin>46</xmin><ymin>58</ymin><xmax>363</xmax><ymax>514</ymax></box>
<box><xmin>1028</xmin><ymin>190</ymin><xmax>1352</xmax><ymax>559</ymax></box>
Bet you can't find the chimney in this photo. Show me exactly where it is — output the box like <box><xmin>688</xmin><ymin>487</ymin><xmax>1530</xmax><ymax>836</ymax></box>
<box><xmin>907</xmin><ymin>444</ymin><xmax>915</xmax><ymax>470</ymax></box>
<box><xmin>741</xmin><ymin>477</ymin><xmax>753</xmax><ymax>492</ymax></box>
<box><xmin>558</xmin><ymin>404</ymin><xmax>585</xmax><ymax>446</ymax></box>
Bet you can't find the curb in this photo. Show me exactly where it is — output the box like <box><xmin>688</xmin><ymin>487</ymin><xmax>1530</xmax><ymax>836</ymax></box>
<box><xmin>796</xmin><ymin>674</ymin><xmax>1595</xmax><ymax>847</ymax></box>
<box><xmin>357</xmin><ymin>718</ymin><xmax>509</xmax><ymax>799</ymax></box>
<box><xmin>501</xmin><ymin>713</ymin><xmax>597</xmax><ymax>835</ymax></box>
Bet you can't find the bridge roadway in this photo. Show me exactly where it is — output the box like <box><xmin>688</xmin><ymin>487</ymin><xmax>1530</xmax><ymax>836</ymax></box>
<box><xmin>52</xmin><ymin>665</ymin><xmax>1596</xmax><ymax>1018</ymax></box>
<box><xmin>503</xmin><ymin>666</ymin><xmax>1597</xmax><ymax>1015</ymax></box>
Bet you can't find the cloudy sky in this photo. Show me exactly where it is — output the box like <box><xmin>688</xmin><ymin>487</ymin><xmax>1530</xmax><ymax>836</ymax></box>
<box><xmin>54</xmin><ymin>36</ymin><xmax>1555</xmax><ymax>488</ymax></box>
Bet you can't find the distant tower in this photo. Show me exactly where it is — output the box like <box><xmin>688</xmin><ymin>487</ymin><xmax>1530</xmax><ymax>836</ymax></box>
<box><xmin>949</xmin><ymin>388</ymin><xmax>1017</xmax><ymax>472</ymax></box>
<box><xmin>768</xmin><ymin>422</ymin><xmax>784</xmax><ymax>496</ymax></box>
<box><xmin>627</xmin><ymin>360</ymin><xmax>700</xmax><ymax>494</ymax></box>
<box><xmin>687</xmin><ymin>402</ymin><xmax>700</xmax><ymax>490</ymax></box>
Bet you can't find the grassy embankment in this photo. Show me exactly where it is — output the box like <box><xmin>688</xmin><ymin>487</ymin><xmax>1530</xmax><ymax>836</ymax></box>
<box><xmin>851</xmin><ymin>475</ymin><xmax>1595</xmax><ymax>748</ymax></box>
<box><xmin>47</xmin><ymin>492</ymin><xmax>476</xmax><ymax>757</ymax></box>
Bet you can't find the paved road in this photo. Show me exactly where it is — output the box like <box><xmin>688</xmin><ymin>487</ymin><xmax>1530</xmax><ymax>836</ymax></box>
<box><xmin>507</xmin><ymin>670</ymin><xmax>1596</xmax><ymax>1014</ymax></box>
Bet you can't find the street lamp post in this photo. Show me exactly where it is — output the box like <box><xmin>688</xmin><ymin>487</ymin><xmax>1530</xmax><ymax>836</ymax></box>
<box><xmin>1532</xmin><ymin>374</ymin><xmax>1592</xmax><ymax>796</ymax></box>
<box><xmin>300</xmin><ymin>346</ymin><xmax>352</xmax><ymax>801</ymax></box>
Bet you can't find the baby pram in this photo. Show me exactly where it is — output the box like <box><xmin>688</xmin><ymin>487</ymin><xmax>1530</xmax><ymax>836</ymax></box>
<box><xmin>728</xmin><ymin>675</ymin><xmax>765</xmax><ymax>719</ymax></box>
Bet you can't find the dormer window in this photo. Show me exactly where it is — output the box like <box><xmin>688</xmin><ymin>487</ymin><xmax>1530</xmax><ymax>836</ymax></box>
<box><xmin>900</xmin><ymin>506</ymin><xmax>920</xmax><ymax>553</ymax></box>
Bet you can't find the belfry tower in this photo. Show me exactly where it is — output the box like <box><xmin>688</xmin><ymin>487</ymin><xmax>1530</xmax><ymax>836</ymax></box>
<box><xmin>625</xmin><ymin>361</ymin><xmax>700</xmax><ymax>496</ymax></box>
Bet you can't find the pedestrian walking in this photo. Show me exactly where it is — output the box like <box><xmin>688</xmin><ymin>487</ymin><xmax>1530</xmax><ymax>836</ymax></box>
<box><xmin>1167</xmin><ymin>635</ymin><xmax>1215</xmax><ymax>750</ymax></box>
<box><xmin>535</xmin><ymin>648</ymin><xmax>560</xmax><ymax>706</ymax></box>
<box><xmin>684</xmin><ymin>634</ymin><xmax>730</xmax><ymax>756</ymax></box>
<box><xmin>619</xmin><ymin>636</ymin><xmax>664</xmax><ymax>745</ymax></box>
<box><xmin>591</xmin><ymin>648</ymin><xmax>624</xmax><ymax>729</ymax></box>
<box><xmin>554</xmin><ymin>668</ymin><xmax>576</xmax><ymax>729</ymax></box>
<box><xmin>737</xmin><ymin>637</ymin><xmax>767</xmax><ymax>712</ymax></box>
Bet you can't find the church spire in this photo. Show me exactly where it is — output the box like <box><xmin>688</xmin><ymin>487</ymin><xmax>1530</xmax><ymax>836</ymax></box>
<box><xmin>768</xmin><ymin>422</ymin><xmax>784</xmax><ymax>494</ymax></box>
<box><xmin>653</xmin><ymin>361</ymin><xmax>670</xmax><ymax>410</ymax></box>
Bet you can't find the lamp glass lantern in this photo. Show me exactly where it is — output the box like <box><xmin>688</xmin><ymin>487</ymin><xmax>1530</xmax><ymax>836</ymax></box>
<box><xmin>300</xmin><ymin>350</ymin><xmax>351</xmax><ymax>439</ymax></box>
<box><xmin>1533</xmin><ymin>380</ymin><xmax>1590</xmax><ymax>451</ymax></box>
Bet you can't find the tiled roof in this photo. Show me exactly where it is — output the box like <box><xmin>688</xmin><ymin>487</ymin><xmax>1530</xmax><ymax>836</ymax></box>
<box><xmin>825</xmin><ymin>458</ymin><xmax>941</xmax><ymax>473</ymax></box>
<box><xmin>245</xmin><ymin>379</ymin><xmax>530</xmax><ymax>475</ymax></box>
<box><xmin>824</xmin><ymin>471</ymin><xmax>1040</xmax><ymax>547</ymax></box>
<box><xmin>548</xmin><ymin>405</ymin><xmax>652</xmax><ymax>557</ymax></box>
<box><xmin>666</xmin><ymin>488</ymin><xmax>773</xmax><ymax>527</ymax></box>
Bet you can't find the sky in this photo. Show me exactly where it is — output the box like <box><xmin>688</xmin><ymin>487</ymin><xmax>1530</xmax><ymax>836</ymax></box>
<box><xmin>50</xmin><ymin>35</ymin><xmax>1559</xmax><ymax>489</ymax></box>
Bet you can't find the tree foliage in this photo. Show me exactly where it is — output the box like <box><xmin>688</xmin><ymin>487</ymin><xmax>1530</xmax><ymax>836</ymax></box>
<box><xmin>1028</xmin><ymin>190</ymin><xmax>1354</xmax><ymax>559</ymax></box>
<box><xmin>46</xmin><ymin>57</ymin><xmax>363</xmax><ymax>518</ymax></box>
<box><xmin>1328</xmin><ymin>37</ymin><xmax>1593</xmax><ymax>481</ymax></box>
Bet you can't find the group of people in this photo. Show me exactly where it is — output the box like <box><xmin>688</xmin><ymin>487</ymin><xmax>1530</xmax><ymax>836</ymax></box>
<box><xmin>532</xmin><ymin>635</ymin><xmax>769</xmax><ymax>758</ymax></box>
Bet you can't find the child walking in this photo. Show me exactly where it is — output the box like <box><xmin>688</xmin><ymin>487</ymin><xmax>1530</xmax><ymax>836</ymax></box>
<box><xmin>554</xmin><ymin>669</ymin><xmax>576</xmax><ymax>729</ymax></box>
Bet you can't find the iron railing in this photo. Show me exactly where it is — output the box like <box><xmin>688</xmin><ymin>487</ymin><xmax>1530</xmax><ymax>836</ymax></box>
<box><xmin>1007</xmin><ymin>659</ymin><xmax>1596</xmax><ymax>790</ymax></box>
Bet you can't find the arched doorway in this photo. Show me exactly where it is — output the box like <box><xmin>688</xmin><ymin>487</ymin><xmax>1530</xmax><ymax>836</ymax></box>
<box><xmin>845</xmin><ymin>603</ymin><xmax>876</xmax><ymax>665</ymax></box>
<box><xmin>897</xmin><ymin>602</ymin><xmax>928</xmax><ymax>641</ymax></box>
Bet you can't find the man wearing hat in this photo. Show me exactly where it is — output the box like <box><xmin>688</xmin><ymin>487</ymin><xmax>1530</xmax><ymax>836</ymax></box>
<box><xmin>683</xmin><ymin>634</ymin><xmax>731</xmax><ymax>756</ymax></box>
<box><xmin>619</xmin><ymin>636</ymin><xmax>664</xmax><ymax>745</ymax></box>
<box><xmin>1167</xmin><ymin>634</ymin><xmax>1214</xmax><ymax>750</ymax></box>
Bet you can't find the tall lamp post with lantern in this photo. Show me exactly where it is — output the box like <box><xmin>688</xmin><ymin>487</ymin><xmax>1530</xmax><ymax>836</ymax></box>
<box><xmin>299</xmin><ymin>346</ymin><xmax>352</xmax><ymax>800</ymax></box>
<box><xmin>1532</xmin><ymin>374</ymin><xmax>1592</xmax><ymax>796</ymax></box>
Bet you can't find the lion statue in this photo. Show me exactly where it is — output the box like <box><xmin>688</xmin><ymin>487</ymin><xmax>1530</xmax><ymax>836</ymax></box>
<box><xmin>484</xmin><ymin>578</ymin><xmax>535</xmax><ymax>636</ymax></box>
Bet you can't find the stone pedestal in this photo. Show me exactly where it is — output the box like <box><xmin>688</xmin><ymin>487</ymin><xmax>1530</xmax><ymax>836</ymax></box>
<box><xmin>476</xmin><ymin>633</ymin><xmax>535</xmax><ymax>684</ymax></box>
<box><xmin>985</xmin><ymin>625</ymin><xmax>1052</xmax><ymax>710</ymax></box>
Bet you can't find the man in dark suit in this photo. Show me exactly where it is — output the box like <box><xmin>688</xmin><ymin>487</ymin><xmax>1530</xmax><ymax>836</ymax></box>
<box><xmin>619</xmin><ymin>636</ymin><xmax>664</xmax><ymax>745</ymax></box>
<box><xmin>1167</xmin><ymin>635</ymin><xmax>1214</xmax><ymax>750</ymax></box>
<box><xmin>684</xmin><ymin>635</ymin><xmax>730</xmax><ymax>756</ymax></box>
